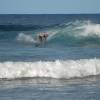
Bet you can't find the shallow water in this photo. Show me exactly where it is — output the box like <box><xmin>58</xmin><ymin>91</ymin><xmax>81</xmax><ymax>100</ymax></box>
<box><xmin>0</xmin><ymin>76</ymin><xmax>100</xmax><ymax>100</ymax></box>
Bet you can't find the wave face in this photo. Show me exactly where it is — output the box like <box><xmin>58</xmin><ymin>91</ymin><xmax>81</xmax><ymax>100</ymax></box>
<box><xmin>0</xmin><ymin>59</ymin><xmax>100</xmax><ymax>79</ymax></box>
<box><xmin>15</xmin><ymin>21</ymin><xmax>100</xmax><ymax>47</ymax></box>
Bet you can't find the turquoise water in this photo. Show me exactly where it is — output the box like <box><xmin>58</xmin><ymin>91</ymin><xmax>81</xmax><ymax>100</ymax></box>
<box><xmin>0</xmin><ymin>77</ymin><xmax>100</xmax><ymax>100</ymax></box>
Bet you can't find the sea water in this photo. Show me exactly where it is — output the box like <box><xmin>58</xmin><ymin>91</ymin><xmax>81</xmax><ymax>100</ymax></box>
<box><xmin>0</xmin><ymin>14</ymin><xmax>100</xmax><ymax>100</ymax></box>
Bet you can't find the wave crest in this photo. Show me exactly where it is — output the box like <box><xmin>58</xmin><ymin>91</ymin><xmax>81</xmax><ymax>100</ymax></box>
<box><xmin>75</xmin><ymin>21</ymin><xmax>100</xmax><ymax>37</ymax></box>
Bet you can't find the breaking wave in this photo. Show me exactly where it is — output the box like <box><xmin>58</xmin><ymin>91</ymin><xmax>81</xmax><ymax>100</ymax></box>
<box><xmin>0</xmin><ymin>59</ymin><xmax>100</xmax><ymax>79</ymax></box>
<box><xmin>16</xmin><ymin>21</ymin><xmax>100</xmax><ymax>47</ymax></box>
<box><xmin>0</xmin><ymin>20</ymin><xmax>100</xmax><ymax>47</ymax></box>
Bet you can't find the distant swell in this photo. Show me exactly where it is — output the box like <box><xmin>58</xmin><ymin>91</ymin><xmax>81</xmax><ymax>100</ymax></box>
<box><xmin>0</xmin><ymin>25</ymin><xmax>44</xmax><ymax>31</ymax></box>
<box><xmin>0</xmin><ymin>24</ymin><xmax>59</xmax><ymax>31</ymax></box>
<box><xmin>0</xmin><ymin>59</ymin><xmax>100</xmax><ymax>79</ymax></box>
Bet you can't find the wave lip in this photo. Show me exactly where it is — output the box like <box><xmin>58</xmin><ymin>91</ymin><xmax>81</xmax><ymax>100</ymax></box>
<box><xmin>0</xmin><ymin>59</ymin><xmax>100</xmax><ymax>79</ymax></box>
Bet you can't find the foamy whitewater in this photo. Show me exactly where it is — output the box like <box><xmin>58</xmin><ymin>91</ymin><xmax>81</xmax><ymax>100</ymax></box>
<box><xmin>0</xmin><ymin>59</ymin><xmax>100</xmax><ymax>79</ymax></box>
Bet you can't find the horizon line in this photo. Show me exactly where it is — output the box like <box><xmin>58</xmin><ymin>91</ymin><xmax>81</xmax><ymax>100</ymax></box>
<box><xmin>0</xmin><ymin>13</ymin><xmax>100</xmax><ymax>15</ymax></box>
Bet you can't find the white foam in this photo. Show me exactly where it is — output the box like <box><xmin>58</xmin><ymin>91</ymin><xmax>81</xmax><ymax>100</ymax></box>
<box><xmin>16</xmin><ymin>33</ymin><xmax>36</xmax><ymax>43</ymax></box>
<box><xmin>0</xmin><ymin>59</ymin><xmax>100</xmax><ymax>79</ymax></box>
<box><xmin>75</xmin><ymin>21</ymin><xmax>100</xmax><ymax>37</ymax></box>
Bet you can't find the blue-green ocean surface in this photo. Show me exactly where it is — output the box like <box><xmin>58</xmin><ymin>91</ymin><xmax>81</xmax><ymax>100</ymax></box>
<box><xmin>0</xmin><ymin>14</ymin><xmax>100</xmax><ymax>100</ymax></box>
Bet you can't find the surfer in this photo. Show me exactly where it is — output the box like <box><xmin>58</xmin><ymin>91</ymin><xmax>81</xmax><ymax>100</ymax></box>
<box><xmin>38</xmin><ymin>33</ymin><xmax>43</xmax><ymax>43</ymax></box>
<box><xmin>35</xmin><ymin>32</ymin><xmax>48</xmax><ymax>47</ymax></box>
<box><xmin>43</xmin><ymin>32</ymin><xmax>48</xmax><ymax>41</ymax></box>
<box><xmin>39</xmin><ymin>32</ymin><xmax>48</xmax><ymax>42</ymax></box>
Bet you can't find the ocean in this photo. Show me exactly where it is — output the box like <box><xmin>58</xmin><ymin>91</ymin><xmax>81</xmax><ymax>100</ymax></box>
<box><xmin>0</xmin><ymin>14</ymin><xmax>100</xmax><ymax>100</ymax></box>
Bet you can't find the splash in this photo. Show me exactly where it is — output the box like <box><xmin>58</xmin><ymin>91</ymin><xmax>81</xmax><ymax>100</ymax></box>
<box><xmin>75</xmin><ymin>21</ymin><xmax>100</xmax><ymax>37</ymax></box>
<box><xmin>16</xmin><ymin>33</ymin><xmax>36</xmax><ymax>43</ymax></box>
<box><xmin>0</xmin><ymin>59</ymin><xmax>100</xmax><ymax>79</ymax></box>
